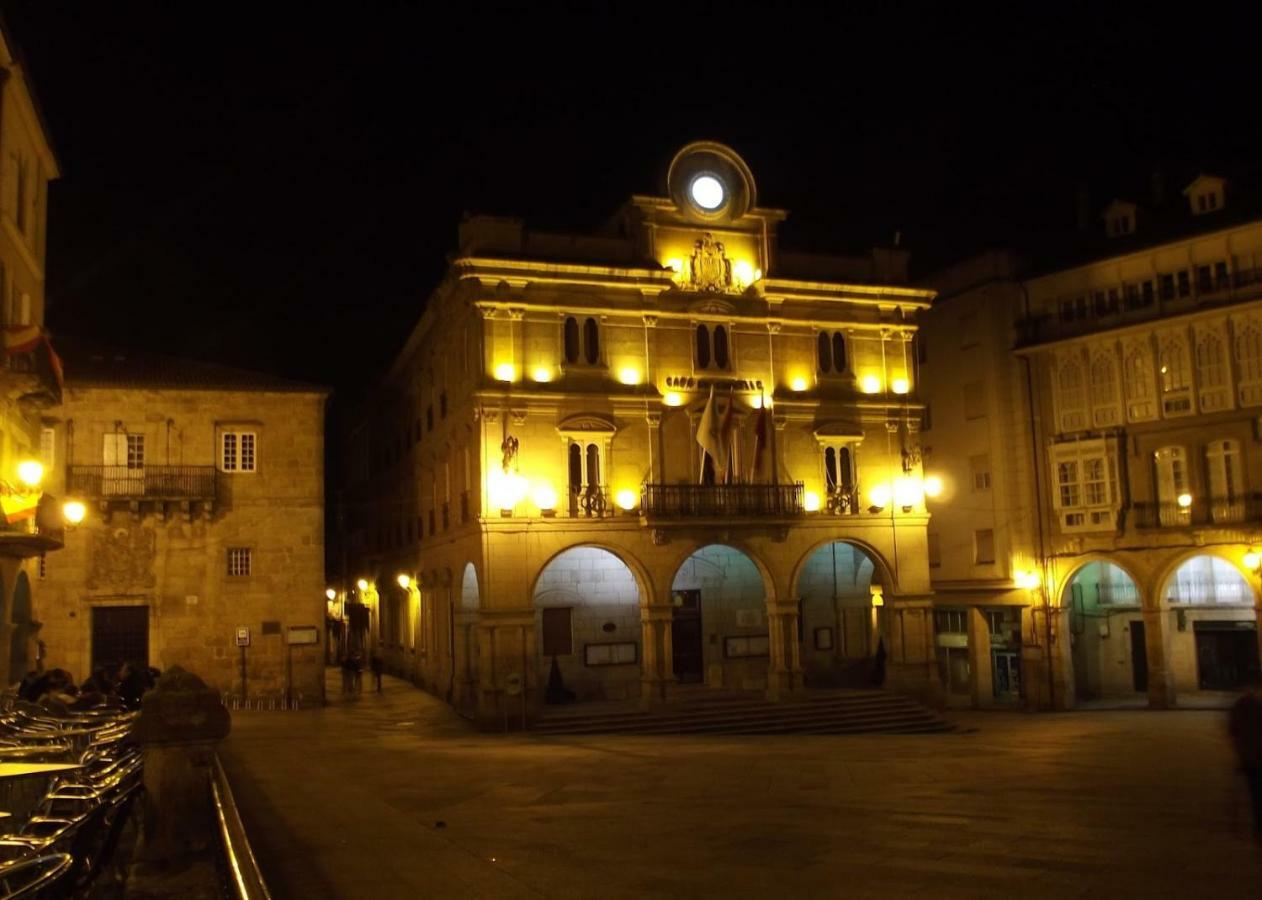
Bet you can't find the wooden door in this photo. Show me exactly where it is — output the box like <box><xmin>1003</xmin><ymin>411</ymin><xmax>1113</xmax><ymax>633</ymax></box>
<box><xmin>92</xmin><ymin>606</ymin><xmax>149</xmax><ymax>672</ymax></box>
<box><xmin>671</xmin><ymin>590</ymin><xmax>704</xmax><ymax>683</ymax></box>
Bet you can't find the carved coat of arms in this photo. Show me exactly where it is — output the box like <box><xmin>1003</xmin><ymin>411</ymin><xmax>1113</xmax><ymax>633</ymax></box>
<box><xmin>87</xmin><ymin>526</ymin><xmax>158</xmax><ymax>591</ymax></box>
<box><xmin>690</xmin><ymin>233</ymin><xmax>733</xmax><ymax>292</ymax></box>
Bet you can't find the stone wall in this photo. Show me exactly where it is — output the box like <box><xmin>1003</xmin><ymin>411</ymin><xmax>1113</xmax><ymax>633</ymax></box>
<box><xmin>671</xmin><ymin>544</ymin><xmax>768</xmax><ymax>691</ymax></box>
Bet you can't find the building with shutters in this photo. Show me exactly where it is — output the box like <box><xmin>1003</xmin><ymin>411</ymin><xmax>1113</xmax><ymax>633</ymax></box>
<box><xmin>337</xmin><ymin>141</ymin><xmax>942</xmax><ymax>724</ymax></box>
<box><xmin>35</xmin><ymin>340</ymin><xmax>329</xmax><ymax>703</ymax></box>
<box><xmin>921</xmin><ymin>169</ymin><xmax>1262</xmax><ymax>710</ymax></box>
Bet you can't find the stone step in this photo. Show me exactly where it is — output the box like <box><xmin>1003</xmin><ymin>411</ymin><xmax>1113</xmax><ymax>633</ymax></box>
<box><xmin>533</xmin><ymin>693</ymin><xmax>923</xmax><ymax>728</ymax></box>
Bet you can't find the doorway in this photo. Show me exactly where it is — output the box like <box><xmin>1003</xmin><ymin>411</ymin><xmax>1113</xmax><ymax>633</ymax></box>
<box><xmin>992</xmin><ymin>650</ymin><xmax>1022</xmax><ymax>699</ymax></box>
<box><xmin>1130</xmin><ymin>621</ymin><xmax>1148</xmax><ymax>692</ymax></box>
<box><xmin>671</xmin><ymin>590</ymin><xmax>704</xmax><ymax>683</ymax></box>
<box><xmin>92</xmin><ymin>606</ymin><xmax>149</xmax><ymax>671</ymax></box>
<box><xmin>1195</xmin><ymin>623</ymin><xmax>1260</xmax><ymax>690</ymax></box>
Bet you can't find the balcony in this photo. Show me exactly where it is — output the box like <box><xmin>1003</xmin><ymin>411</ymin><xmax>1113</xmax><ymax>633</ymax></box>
<box><xmin>641</xmin><ymin>483</ymin><xmax>804</xmax><ymax>519</ymax></box>
<box><xmin>1130</xmin><ymin>494</ymin><xmax>1262</xmax><ymax>529</ymax></box>
<box><xmin>68</xmin><ymin>465</ymin><xmax>217</xmax><ymax>506</ymax></box>
<box><xmin>1017</xmin><ymin>265</ymin><xmax>1262</xmax><ymax>346</ymax></box>
<box><xmin>569</xmin><ymin>485</ymin><xmax>616</xmax><ymax>519</ymax></box>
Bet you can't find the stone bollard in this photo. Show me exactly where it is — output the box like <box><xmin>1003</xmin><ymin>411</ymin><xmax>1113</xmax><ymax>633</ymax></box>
<box><xmin>128</xmin><ymin>666</ymin><xmax>231</xmax><ymax>898</ymax></box>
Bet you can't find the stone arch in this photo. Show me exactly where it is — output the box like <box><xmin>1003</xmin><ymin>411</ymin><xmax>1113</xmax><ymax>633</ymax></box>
<box><xmin>1059</xmin><ymin>557</ymin><xmax>1145</xmax><ymax>703</ymax></box>
<box><xmin>530</xmin><ymin>542</ymin><xmax>653</xmax><ymax>610</ymax></box>
<box><xmin>1057</xmin><ymin>556</ymin><xmax>1145</xmax><ymax>608</ymax></box>
<box><xmin>1152</xmin><ymin>549</ymin><xmax>1257</xmax><ymax>608</ymax></box>
<box><xmin>532</xmin><ymin>545</ymin><xmax>646</xmax><ymax>703</ymax></box>
<box><xmin>663</xmin><ymin>540</ymin><xmax>776</xmax><ymax>606</ymax></box>
<box><xmin>459</xmin><ymin>562</ymin><xmax>481</xmax><ymax>610</ymax></box>
<box><xmin>790</xmin><ymin>540</ymin><xmax>888</xmax><ymax>687</ymax></box>
<box><xmin>788</xmin><ymin>536</ymin><xmax>895</xmax><ymax>602</ymax></box>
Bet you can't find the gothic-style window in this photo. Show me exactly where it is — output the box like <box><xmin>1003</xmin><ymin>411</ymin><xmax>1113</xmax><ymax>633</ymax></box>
<box><xmin>1089</xmin><ymin>352</ymin><xmax>1119</xmax><ymax>426</ymax></box>
<box><xmin>1196</xmin><ymin>331</ymin><xmax>1229</xmax><ymax>411</ymax></box>
<box><xmin>1058</xmin><ymin>358</ymin><xmax>1087</xmax><ymax>431</ymax></box>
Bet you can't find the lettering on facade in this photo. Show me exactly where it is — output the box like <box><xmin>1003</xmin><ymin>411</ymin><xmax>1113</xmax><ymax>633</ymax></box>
<box><xmin>86</xmin><ymin>526</ymin><xmax>157</xmax><ymax>591</ymax></box>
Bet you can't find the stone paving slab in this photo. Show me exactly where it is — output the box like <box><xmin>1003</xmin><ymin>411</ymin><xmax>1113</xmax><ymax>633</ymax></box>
<box><xmin>218</xmin><ymin>670</ymin><xmax>1262</xmax><ymax>899</ymax></box>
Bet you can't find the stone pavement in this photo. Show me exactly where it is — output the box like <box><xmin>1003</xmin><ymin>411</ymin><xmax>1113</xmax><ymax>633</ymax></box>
<box><xmin>218</xmin><ymin>670</ymin><xmax>1262</xmax><ymax>899</ymax></box>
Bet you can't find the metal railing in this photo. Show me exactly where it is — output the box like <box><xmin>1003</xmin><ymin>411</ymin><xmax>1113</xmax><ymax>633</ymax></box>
<box><xmin>212</xmin><ymin>755</ymin><xmax>272</xmax><ymax>900</ymax></box>
<box><xmin>1017</xmin><ymin>265</ymin><xmax>1262</xmax><ymax>345</ymax></box>
<box><xmin>642</xmin><ymin>482</ymin><xmax>804</xmax><ymax>518</ymax></box>
<box><xmin>824</xmin><ymin>486</ymin><xmax>862</xmax><ymax>515</ymax></box>
<box><xmin>1129</xmin><ymin>493</ymin><xmax>1262</xmax><ymax>528</ymax></box>
<box><xmin>68</xmin><ymin>465</ymin><xmax>217</xmax><ymax>500</ymax></box>
<box><xmin>569</xmin><ymin>484</ymin><xmax>615</xmax><ymax>518</ymax></box>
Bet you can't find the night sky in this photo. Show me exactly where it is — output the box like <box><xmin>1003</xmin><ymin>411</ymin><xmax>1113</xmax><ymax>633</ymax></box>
<box><xmin>3</xmin><ymin>3</ymin><xmax>1258</xmax><ymax>396</ymax></box>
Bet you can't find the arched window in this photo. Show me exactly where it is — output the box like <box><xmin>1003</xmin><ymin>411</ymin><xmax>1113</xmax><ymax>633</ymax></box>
<box><xmin>583</xmin><ymin>317</ymin><xmax>599</xmax><ymax>365</ymax></box>
<box><xmin>585</xmin><ymin>443</ymin><xmax>601</xmax><ymax>486</ymax></box>
<box><xmin>824</xmin><ymin>447</ymin><xmax>837</xmax><ymax>490</ymax></box>
<box><xmin>564</xmin><ymin>316</ymin><xmax>580</xmax><ymax>364</ymax></box>
<box><xmin>817</xmin><ymin>331</ymin><xmax>847</xmax><ymax>374</ymax></box>
<box><xmin>1089</xmin><ymin>352</ymin><xmax>1118</xmax><ymax>426</ymax></box>
<box><xmin>1235</xmin><ymin>321</ymin><xmax>1262</xmax><ymax>406</ymax></box>
<box><xmin>817</xmin><ymin>332</ymin><xmax>831</xmax><ymax>372</ymax></box>
<box><xmin>568</xmin><ymin>443</ymin><xmax>582</xmax><ymax>490</ymax></box>
<box><xmin>696</xmin><ymin>324</ymin><xmax>711</xmax><ymax>369</ymax></box>
<box><xmin>1058</xmin><ymin>358</ymin><xmax>1087</xmax><ymax>431</ymax></box>
<box><xmin>713</xmin><ymin>325</ymin><xmax>729</xmax><ymax>369</ymax></box>
<box><xmin>832</xmin><ymin>333</ymin><xmax>846</xmax><ymax>372</ymax></box>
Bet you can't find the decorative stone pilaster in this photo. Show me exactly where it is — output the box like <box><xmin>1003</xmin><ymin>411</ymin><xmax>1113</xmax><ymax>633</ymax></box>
<box><xmin>882</xmin><ymin>596</ymin><xmax>937</xmax><ymax>704</ymax></box>
<box><xmin>1142</xmin><ymin>606</ymin><xmax>1177</xmax><ymax>709</ymax></box>
<box><xmin>639</xmin><ymin>601</ymin><xmax>676</xmax><ymax>707</ymax></box>
<box><xmin>766</xmin><ymin>602</ymin><xmax>803</xmax><ymax>700</ymax></box>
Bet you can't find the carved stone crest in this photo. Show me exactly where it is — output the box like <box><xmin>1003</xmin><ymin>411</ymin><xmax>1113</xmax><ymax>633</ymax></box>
<box><xmin>690</xmin><ymin>233</ymin><xmax>733</xmax><ymax>292</ymax></box>
<box><xmin>87</xmin><ymin>525</ymin><xmax>157</xmax><ymax>591</ymax></box>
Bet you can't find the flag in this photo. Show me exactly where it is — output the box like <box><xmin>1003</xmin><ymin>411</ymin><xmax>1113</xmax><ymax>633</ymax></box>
<box><xmin>695</xmin><ymin>385</ymin><xmax>721</xmax><ymax>483</ymax></box>
<box><xmin>750</xmin><ymin>394</ymin><xmax>770</xmax><ymax>483</ymax></box>
<box><xmin>0</xmin><ymin>491</ymin><xmax>40</xmax><ymax>524</ymax></box>
<box><xmin>718</xmin><ymin>388</ymin><xmax>736</xmax><ymax>483</ymax></box>
<box><xmin>2</xmin><ymin>325</ymin><xmax>42</xmax><ymax>354</ymax></box>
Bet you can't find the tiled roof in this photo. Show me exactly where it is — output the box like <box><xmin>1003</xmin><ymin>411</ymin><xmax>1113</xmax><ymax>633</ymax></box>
<box><xmin>54</xmin><ymin>335</ymin><xmax>328</xmax><ymax>394</ymax></box>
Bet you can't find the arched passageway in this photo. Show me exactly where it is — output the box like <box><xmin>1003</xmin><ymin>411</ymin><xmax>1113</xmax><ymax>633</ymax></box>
<box><xmin>456</xmin><ymin>563</ymin><xmax>481</xmax><ymax>707</ymax></box>
<box><xmin>670</xmin><ymin>544</ymin><xmax>769</xmax><ymax>691</ymax></box>
<box><xmin>795</xmin><ymin>541</ymin><xmax>880</xmax><ymax>687</ymax></box>
<box><xmin>1063</xmin><ymin>561</ymin><xmax>1143</xmax><ymax>701</ymax></box>
<box><xmin>532</xmin><ymin>547</ymin><xmax>642</xmax><ymax>702</ymax></box>
<box><xmin>1162</xmin><ymin>555</ymin><xmax>1259</xmax><ymax>692</ymax></box>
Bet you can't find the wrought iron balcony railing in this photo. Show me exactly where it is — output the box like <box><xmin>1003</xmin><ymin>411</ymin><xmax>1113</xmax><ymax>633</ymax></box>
<box><xmin>824</xmin><ymin>486</ymin><xmax>862</xmax><ymax>515</ymax></box>
<box><xmin>641</xmin><ymin>483</ymin><xmax>804</xmax><ymax>518</ymax></box>
<box><xmin>68</xmin><ymin>465</ymin><xmax>217</xmax><ymax>501</ymax></box>
<box><xmin>569</xmin><ymin>484</ymin><xmax>615</xmax><ymax>518</ymax></box>
<box><xmin>1129</xmin><ymin>493</ymin><xmax>1262</xmax><ymax>529</ymax></box>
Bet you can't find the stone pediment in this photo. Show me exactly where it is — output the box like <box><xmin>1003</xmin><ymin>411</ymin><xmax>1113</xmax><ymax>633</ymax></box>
<box><xmin>687</xmin><ymin>297</ymin><xmax>737</xmax><ymax>317</ymax></box>
<box><xmin>814</xmin><ymin>422</ymin><xmax>864</xmax><ymax>443</ymax></box>
<box><xmin>557</xmin><ymin>413</ymin><xmax>617</xmax><ymax>435</ymax></box>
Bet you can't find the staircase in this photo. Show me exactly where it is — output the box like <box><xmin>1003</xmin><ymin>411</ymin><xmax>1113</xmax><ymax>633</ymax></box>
<box><xmin>529</xmin><ymin>688</ymin><xmax>954</xmax><ymax>736</ymax></box>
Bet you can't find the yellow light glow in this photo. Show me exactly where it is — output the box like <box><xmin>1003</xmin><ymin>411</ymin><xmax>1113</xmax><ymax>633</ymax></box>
<box><xmin>870</xmin><ymin>585</ymin><xmax>885</xmax><ymax>607</ymax></box>
<box><xmin>869</xmin><ymin>484</ymin><xmax>891</xmax><ymax>509</ymax></box>
<box><xmin>891</xmin><ymin>377</ymin><xmax>910</xmax><ymax>394</ymax></box>
<box><xmin>1245</xmin><ymin>551</ymin><xmax>1262</xmax><ymax>571</ymax></box>
<box><xmin>615</xmin><ymin>489</ymin><xmax>638</xmax><ymax>511</ymax></box>
<box><xmin>490</xmin><ymin>470</ymin><xmax>529</xmax><ymax>511</ymax></box>
<box><xmin>663</xmin><ymin>391</ymin><xmax>684</xmax><ymax>407</ymax></box>
<box><xmin>62</xmin><ymin>500</ymin><xmax>86</xmax><ymax>525</ymax></box>
<box><xmin>531</xmin><ymin>366</ymin><xmax>553</xmax><ymax>383</ymax></box>
<box><xmin>860</xmin><ymin>374</ymin><xmax>882</xmax><ymax>394</ymax></box>
<box><xmin>1176</xmin><ymin>492</ymin><xmax>1193</xmax><ymax>509</ymax></box>
<box><xmin>532</xmin><ymin>481</ymin><xmax>558</xmax><ymax>511</ymax></box>
<box><xmin>618</xmin><ymin>367</ymin><xmax>642</xmax><ymax>385</ymax></box>
<box><xmin>494</xmin><ymin>363</ymin><xmax>515</xmax><ymax>382</ymax></box>
<box><xmin>665</xmin><ymin>257</ymin><xmax>682</xmax><ymax>273</ymax></box>
<box><xmin>894</xmin><ymin>477</ymin><xmax>922</xmax><ymax>509</ymax></box>
<box><xmin>804</xmin><ymin>491</ymin><xmax>821</xmax><ymax>512</ymax></box>
<box><xmin>356</xmin><ymin>579</ymin><xmax>369</xmax><ymax>591</ymax></box>
<box><xmin>750</xmin><ymin>394</ymin><xmax>763</xmax><ymax>410</ymax></box>
<box><xmin>325</xmin><ymin>588</ymin><xmax>337</xmax><ymax>601</ymax></box>
<box><xmin>923</xmin><ymin>475</ymin><xmax>943</xmax><ymax>498</ymax></box>
<box><xmin>16</xmin><ymin>460</ymin><xmax>43</xmax><ymax>488</ymax></box>
<box><xmin>1015</xmin><ymin>570</ymin><xmax>1042</xmax><ymax>590</ymax></box>
<box><xmin>753</xmin><ymin>268</ymin><xmax>763</xmax><ymax>282</ymax></box>
<box><xmin>397</xmin><ymin>574</ymin><xmax>412</xmax><ymax>590</ymax></box>
<box><xmin>733</xmin><ymin>260</ymin><xmax>755</xmax><ymax>287</ymax></box>
<box><xmin>790</xmin><ymin>376</ymin><xmax>808</xmax><ymax>392</ymax></box>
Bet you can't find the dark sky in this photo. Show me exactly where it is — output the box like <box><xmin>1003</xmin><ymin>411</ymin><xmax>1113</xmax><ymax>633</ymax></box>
<box><xmin>3</xmin><ymin>2</ymin><xmax>1259</xmax><ymax>394</ymax></box>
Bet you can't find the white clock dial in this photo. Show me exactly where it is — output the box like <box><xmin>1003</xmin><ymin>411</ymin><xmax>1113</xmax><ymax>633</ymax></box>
<box><xmin>690</xmin><ymin>175</ymin><xmax>725</xmax><ymax>211</ymax></box>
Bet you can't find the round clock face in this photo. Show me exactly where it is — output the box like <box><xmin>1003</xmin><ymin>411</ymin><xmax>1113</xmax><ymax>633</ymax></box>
<box><xmin>690</xmin><ymin>174</ymin><xmax>725</xmax><ymax>211</ymax></box>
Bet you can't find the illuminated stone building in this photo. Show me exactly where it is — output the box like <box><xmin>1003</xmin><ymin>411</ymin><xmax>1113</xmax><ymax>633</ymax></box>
<box><xmin>36</xmin><ymin>342</ymin><xmax>329</xmax><ymax>702</ymax></box>
<box><xmin>922</xmin><ymin>171</ymin><xmax>1262</xmax><ymax>709</ymax></box>
<box><xmin>340</xmin><ymin>142</ymin><xmax>939</xmax><ymax>722</ymax></box>
<box><xmin>0</xmin><ymin>23</ymin><xmax>63</xmax><ymax>684</ymax></box>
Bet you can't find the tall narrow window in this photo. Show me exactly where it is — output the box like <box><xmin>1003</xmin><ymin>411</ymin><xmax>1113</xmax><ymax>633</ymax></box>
<box><xmin>970</xmin><ymin>454</ymin><xmax>992</xmax><ymax>491</ymax></box>
<box><xmin>1159</xmin><ymin>337</ymin><xmax>1192</xmax><ymax>416</ymax></box>
<box><xmin>832</xmin><ymin>332</ymin><xmax>846</xmax><ymax>372</ymax></box>
<box><xmin>585</xmin><ymin>443</ymin><xmax>600</xmax><ymax>487</ymax></box>
<box><xmin>974</xmin><ymin>529</ymin><xmax>995</xmax><ymax>564</ymax></box>
<box><xmin>696</xmin><ymin>324</ymin><xmax>711</xmax><ymax>369</ymax></box>
<box><xmin>824</xmin><ymin>447</ymin><xmax>838</xmax><ymax>491</ymax></box>
<box><xmin>1089</xmin><ymin>352</ymin><xmax>1119</xmax><ymax>427</ymax></box>
<box><xmin>1154</xmin><ymin>446</ymin><xmax>1190</xmax><ymax>525</ymax></box>
<box><xmin>1207</xmin><ymin>439</ymin><xmax>1245</xmax><ymax>523</ymax></box>
<box><xmin>564</xmin><ymin>316</ymin><xmax>580</xmax><ymax>364</ymax></box>
<box><xmin>1057</xmin><ymin>358</ymin><xmax>1087</xmax><ymax>431</ymax></box>
<box><xmin>1235</xmin><ymin>321</ymin><xmax>1262</xmax><ymax>407</ymax></box>
<box><xmin>583</xmin><ymin>317</ymin><xmax>599</xmax><ymax>364</ymax></box>
<box><xmin>817</xmin><ymin>331</ymin><xmax>847</xmax><ymax>374</ymax></box>
<box><xmin>1196</xmin><ymin>331</ymin><xmax>1229</xmax><ymax>412</ymax></box>
<box><xmin>568</xmin><ymin>443</ymin><xmax>583</xmax><ymax>491</ymax></box>
<box><xmin>817</xmin><ymin>332</ymin><xmax>831</xmax><ymax>372</ymax></box>
<box><xmin>713</xmin><ymin>325</ymin><xmax>729</xmax><ymax>369</ymax></box>
<box><xmin>1124</xmin><ymin>346</ymin><xmax>1156</xmax><ymax>420</ymax></box>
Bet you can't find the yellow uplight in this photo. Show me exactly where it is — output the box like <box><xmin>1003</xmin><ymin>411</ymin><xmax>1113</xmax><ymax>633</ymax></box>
<box><xmin>618</xmin><ymin>367</ymin><xmax>642</xmax><ymax>385</ymax></box>
<box><xmin>923</xmin><ymin>475</ymin><xmax>943</xmax><ymax>498</ymax></box>
<box><xmin>356</xmin><ymin>579</ymin><xmax>369</xmax><ymax>591</ymax></box>
<box><xmin>1245</xmin><ymin>551</ymin><xmax>1262</xmax><ymax>572</ymax></box>
<box><xmin>325</xmin><ymin>588</ymin><xmax>337</xmax><ymax>601</ymax></box>
<box><xmin>750</xmin><ymin>394</ymin><xmax>763</xmax><ymax>410</ymax></box>
<box><xmin>665</xmin><ymin>257</ymin><xmax>683</xmax><ymax>274</ymax></box>
<box><xmin>615</xmin><ymin>489</ymin><xmax>638</xmax><ymax>511</ymax></box>
<box><xmin>733</xmin><ymin>260</ymin><xmax>755</xmax><ymax>287</ymax></box>
<box><xmin>869</xmin><ymin>484</ymin><xmax>891</xmax><ymax>510</ymax></box>
<box><xmin>663</xmin><ymin>391</ymin><xmax>684</xmax><ymax>407</ymax></box>
<box><xmin>1015</xmin><ymin>570</ymin><xmax>1042</xmax><ymax>590</ymax></box>
<box><xmin>1176</xmin><ymin>492</ymin><xmax>1193</xmax><ymax>509</ymax></box>
<box><xmin>532</xmin><ymin>481</ymin><xmax>558</xmax><ymax>511</ymax></box>
<box><xmin>494</xmin><ymin>363</ymin><xmax>516</xmax><ymax>382</ymax></box>
<box><xmin>532</xmin><ymin>366</ymin><xmax>553</xmax><ymax>383</ymax></box>
<box><xmin>804</xmin><ymin>491</ymin><xmax>821</xmax><ymax>512</ymax></box>
<box><xmin>860</xmin><ymin>374</ymin><xmax>882</xmax><ymax>394</ymax></box>
<box><xmin>894</xmin><ymin>477</ymin><xmax>922</xmax><ymax>509</ymax></box>
<box><xmin>790</xmin><ymin>376</ymin><xmax>808</xmax><ymax>392</ymax></box>
<box><xmin>62</xmin><ymin>500</ymin><xmax>86</xmax><ymax>525</ymax></box>
<box><xmin>397</xmin><ymin>574</ymin><xmax>412</xmax><ymax>590</ymax></box>
<box><xmin>490</xmin><ymin>470</ymin><xmax>529</xmax><ymax>512</ymax></box>
<box><xmin>891</xmin><ymin>377</ymin><xmax>910</xmax><ymax>394</ymax></box>
<box><xmin>16</xmin><ymin>460</ymin><xmax>43</xmax><ymax>488</ymax></box>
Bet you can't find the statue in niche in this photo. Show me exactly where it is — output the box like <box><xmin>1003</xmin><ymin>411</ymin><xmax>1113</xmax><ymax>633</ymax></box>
<box><xmin>87</xmin><ymin>526</ymin><xmax>157</xmax><ymax>591</ymax></box>
<box><xmin>690</xmin><ymin>233</ymin><xmax>732</xmax><ymax>292</ymax></box>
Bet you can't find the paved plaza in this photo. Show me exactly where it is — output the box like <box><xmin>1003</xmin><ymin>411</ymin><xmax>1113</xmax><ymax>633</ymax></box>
<box><xmin>218</xmin><ymin>672</ymin><xmax>1262</xmax><ymax>899</ymax></box>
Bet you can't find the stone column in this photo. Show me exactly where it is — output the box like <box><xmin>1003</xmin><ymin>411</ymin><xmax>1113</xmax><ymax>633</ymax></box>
<box><xmin>639</xmin><ymin>598</ymin><xmax>677</xmax><ymax>707</ymax></box>
<box><xmin>1142</xmin><ymin>606</ymin><xmax>1177</xmax><ymax>709</ymax></box>
<box><xmin>766</xmin><ymin>602</ymin><xmax>802</xmax><ymax>700</ymax></box>
<box><xmin>967</xmin><ymin>607</ymin><xmax>994</xmax><ymax>708</ymax></box>
<box><xmin>131</xmin><ymin>667</ymin><xmax>231</xmax><ymax>889</ymax></box>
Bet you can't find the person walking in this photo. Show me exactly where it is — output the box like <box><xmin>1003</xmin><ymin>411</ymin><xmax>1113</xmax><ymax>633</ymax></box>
<box><xmin>350</xmin><ymin>652</ymin><xmax>364</xmax><ymax>696</ymax></box>
<box><xmin>340</xmin><ymin>655</ymin><xmax>354</xmax><ymax>695</ymax></box>
<box><xmin>370</xmin><ymin>650</ymin><xmax>384</xmax><ymax>693</ymax></box>
<box><xmin>1228</xmin><ymin>676</ymin><xmax>1262</xmax><ymax>840</ymax></box>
